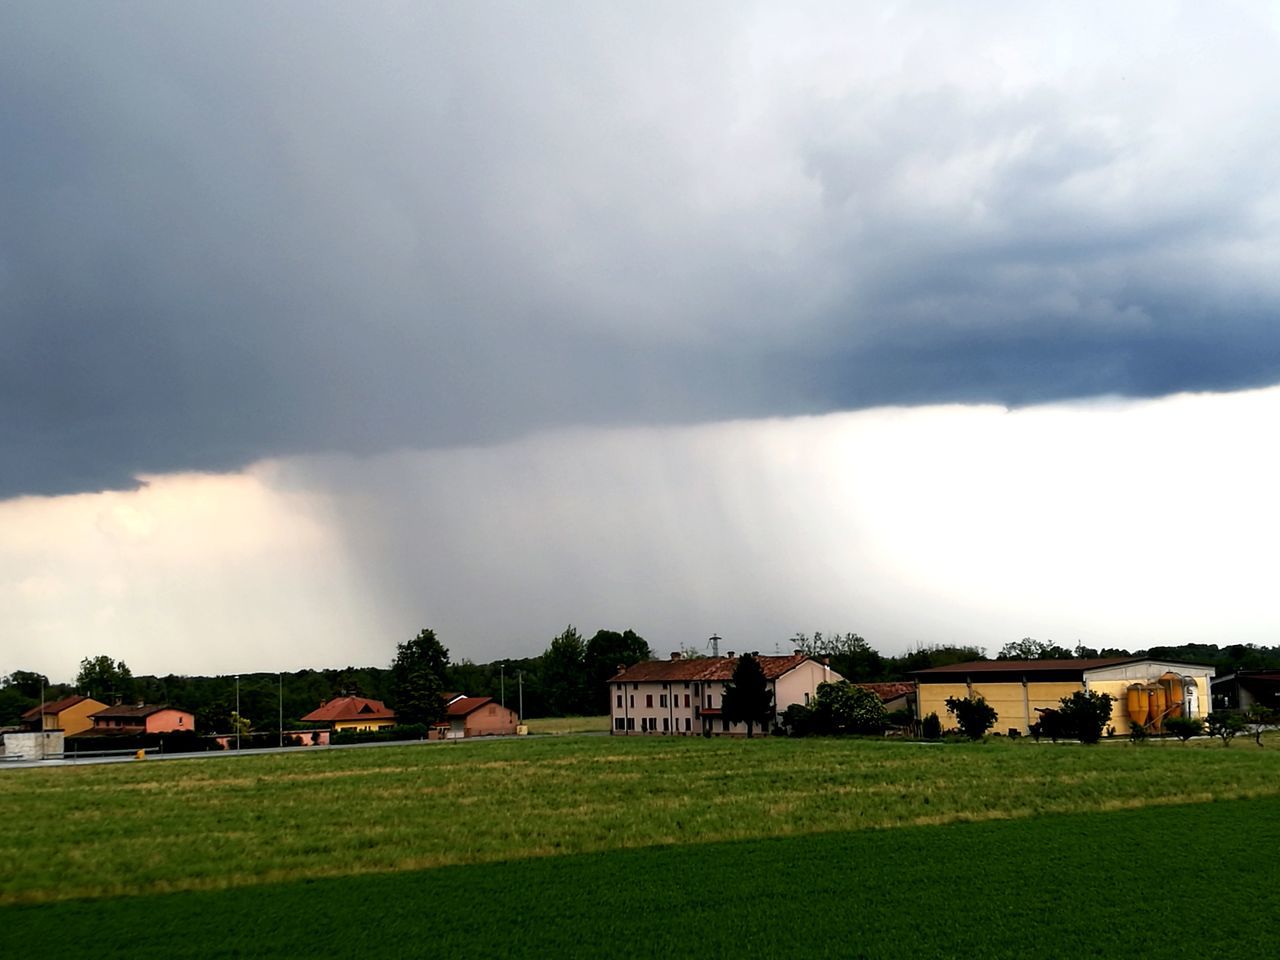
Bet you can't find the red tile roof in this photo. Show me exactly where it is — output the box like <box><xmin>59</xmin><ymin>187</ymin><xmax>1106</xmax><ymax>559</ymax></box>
<box><xmin>444</xmin><ymin>696</ymin><xmax>496</xmax><ymax>718</ymax></box>
<box><xmin>300</xmin><ymin>696</ymin><xmax>397</xmax><ymax>723</ymax></box>
<box><xmin>912</xmin><ymin>658</ymin><xmax>1136</xmax><ymax>675</ymax></box>
<box><xmin>857</xmin><ymin>682</ymin><xmax>916</xmax><ymax>702</ymax></box>
<box><xmin>20</xmin><ymin>694</ymin><xmax>89</xmax><ymax>720</ymax></box>
<box><xmin>609</xmin><ymin>654</ymin><xmax>815</xmax><ymax>684</ymax></box>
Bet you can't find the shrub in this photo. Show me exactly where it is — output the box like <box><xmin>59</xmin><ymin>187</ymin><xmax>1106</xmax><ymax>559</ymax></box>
<box><xmin>921</xmin><ymin>712</ymin><xmax>942</xmax><ymax>740</ymax></box>
<box><xmin>1128</xmin><ymin>722</ymin><xmax>1148</xmax><ymax>743</ymax></box>
<box><xmin>1164</xmin><ymin>716</ymin><xmax>1203</xmax><ymax>743</ymax></box>
<box><xmin>1206</xmin><ymin>711</ymin><xmax>1245</xmax><ymax>746</ymax></box>
<box><xmin>944</xmin><ymin>696</ymin><xmax>997</xmax><ymax>740</ymax></box>
<box><xmin>1056</xmin><ymin>691</ymin><xmax>1114</xmax><ymax>744</ymax></box>
<box><xmin>781</xmin><ymin>703</ymin><xmax>814</xmax><ymax>737</ymax></box>
<box><xmin>331</xmin><ymin>723</ymin><xmax>429</xmax><ymax>746</ymax></box>
<box><xmin>809</xmin><ymin>681</ymin><xmax>887</xmax><ymax>735</ymax></box>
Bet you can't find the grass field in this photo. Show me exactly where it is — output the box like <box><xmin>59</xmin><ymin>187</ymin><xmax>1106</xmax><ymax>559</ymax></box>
<box><xmin>3</xmin><ymin>735</ymin><xmax>1278</xmax><ymax>956</ymax></box>
<box><xmin>523</xmin><ymin>713</ymin><xmax>610</xmax><ymax>734</ymax></box>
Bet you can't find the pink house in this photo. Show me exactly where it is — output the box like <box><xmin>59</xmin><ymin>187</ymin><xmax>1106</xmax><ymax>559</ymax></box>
<box><xmin>89</xmin><ymin>704</ymin><xmax>196</xmax><ymax>734</ymax></box>
<box><xmin>438</xmin><ymin>695</ymin><xmax>519</xmax><ymax>739</ymax></box>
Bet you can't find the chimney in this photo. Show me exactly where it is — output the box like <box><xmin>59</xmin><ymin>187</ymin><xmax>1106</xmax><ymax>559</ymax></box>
<box><xmin>726</xmin><ymin>650</ymin><xmax>735</xmax><ymax>659</ymax></box>
<box><xmin>670</xmin><ymin>651</ymin><xmax>682</xmax><ymax>660</ymax></box>
<box><xmin>616</xmin><ymin>664</ymin><xmax>625</xmax><ymax>674</ymax></box>
<box><xmin>752</xmin><ymin>651</ymin><xmax>759</xmax><ymax>657</ymax></box>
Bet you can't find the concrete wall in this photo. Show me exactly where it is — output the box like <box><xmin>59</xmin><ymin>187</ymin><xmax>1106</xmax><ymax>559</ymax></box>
<box><xmin>2</xmin><ymin>730</ymin><xmax>65</xmax><ymax>760</ymax></box>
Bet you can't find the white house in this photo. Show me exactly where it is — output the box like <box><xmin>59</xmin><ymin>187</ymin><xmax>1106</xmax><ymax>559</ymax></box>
<box><xmin>608</xmin><ymin>651</ymin><xmax>844</xmax><ymax>736</ymax></box>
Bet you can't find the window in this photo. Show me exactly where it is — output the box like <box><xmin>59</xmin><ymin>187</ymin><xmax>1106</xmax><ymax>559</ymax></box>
<box><xmin>615</xmin><ymin>718</ymin><xmax>625</xmax><ymax>730</ymax></box>
<box><xmin>646</xmin><ymin>694</ymin><xmax>653</xmax><ymax>708</ymax></box>
<box><xmin>660</xmin><ymin>694</ymin><xmax>667</xmax><ymax>707</ymax></box>
<box><xmin>617</xmin><ymin>694</ymin><xmax>623</xmax><ymax>708</ymax></box>
<box><xmin>630</xmin><ymin>695</ymin><xmax>634</xmax><ymax>708</ymax></box>
<box><xmin>661</xmin><ymin>682</ymin><xmax>668</xmax><ymax>689</ymax></box>
<box><xmin>633</xmin><ymin>682</ymin><xmax>639</xmax><ymax>689</ymax></box>
<box><xmin>662</xmin><ymin>717</ymin><xmax>669</xmax><ymax>732</ymax></box>
<box><xmin>707</xmin><ymin>695</ymin><xmax>713</xmax><ymax>708</ymax></box>
<box><xmin>626</xmin><ymin>717</ymin><xmax>635</xmax><ymax>730</ymax></box>
<box><xmin>693</xmin><ymin>683</ymin><xmax>701</xmax><ymax>695</ymax></box>
<box><xmin>616</xmin><ymin>683</ymin><xmax>622</xmax><ymax>690</ymax></box>
<box><xmin>684</xmin><ymin>717</ymin><xmax>691</xmax><ymax>732</ymax></box>
<box><xmin>684</xmin><ymin>682</ymin><xmax>690</xmax><ymax>689</ymax></box>
<box><xmin>722</xmin><ymin>717</ymin><xmax>730</xmax><ymax>732</ymax></box>
<box><xmin>684</xmin><ymin>694</ymin><xmax>690</xmax><ymax>708</ymax></box>
<box><xmin>804</xmin><ymin>692</ymin><xmax>810</xmax><ymax>705</ymax></box>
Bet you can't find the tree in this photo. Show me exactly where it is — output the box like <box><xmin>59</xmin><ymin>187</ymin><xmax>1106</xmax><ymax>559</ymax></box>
<box><xmin>1243</xmin><ymin>703</ymin><xmax>1276</xmax><ymax>747</ymax></box>
<box><xmin>810</xmin><ymin>680</ymin><xmax>887</xmax><ymax>735</ymax></box>
<box><xmin>3</xmin><ymin>670</ymin><xmax>49</xmax><ymax>698</ymax></box>
<box><xmin>944</xmin><ymin>695</ymin><xmax>997</xmax><ymax>740</ymax></box>
<box><xmin>541</xmin><ymin>625</ymin><xmax>589</xmax><ymax>716</ymax></box>
<box><xmin>921</xmin><ymin>712</ymin><xmax>942</xmax><ymax>740</ymax></box>
<box><xmin>1056</xmin><ymin>691</ymin><xmax>1114</xmax><ymax>744</ymax></box>
<box><xmin>391</xmin><ymin>628</ymin><xmax>450</xmax><ymax>726</ymax></box>
<box><xmin>721</xmin><ymin>654</ymin><xmax>774</xmax><ymax>737</ymax></box>
<box><xmin>584</xmin><ymin>629</ymin><xmax>651</xmax><ymax>714</ymax></box>
<box><xmin>791</xmin><ymin>632</ymin><xmax>884</xmax><ymax>680</ymax></box>
<box><xmin>1206</xmin><ymin>711</ymin><xmax>1245</xmax><ymax>745</ymax></box>
<box><xmin>997</xmin><ymin>638</ymin><xmax>1075</xmax><ymax>661</ymax></box>
<box><xmin>76</xmin><ymin>655</ymin><xmax>134</xmax><ymax>702</ymax></box>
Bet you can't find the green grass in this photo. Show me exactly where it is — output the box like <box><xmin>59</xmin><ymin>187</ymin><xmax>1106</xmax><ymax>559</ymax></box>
<box><xmin>2</xmin><ymin>734</ymin><xmax>1277</xmax><ymax>907</ymax></box>
<box><xmin>523</xmin><ymin>713</ymin><xmax>610</xmax><ymax>734</ymax></box>
<box><xmin>4</xmin><ymin>797</ymin><xmax>1277</xmax><ymax>958</ymax></box>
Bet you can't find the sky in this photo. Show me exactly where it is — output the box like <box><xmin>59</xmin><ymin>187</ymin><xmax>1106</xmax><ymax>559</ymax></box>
<box><xmin>3</xmin><ymin>3</ymin><xmax>1280</xmax><ymax>682</ymax></box>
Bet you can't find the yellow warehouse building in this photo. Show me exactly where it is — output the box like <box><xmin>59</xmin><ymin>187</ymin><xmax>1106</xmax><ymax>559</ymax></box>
<box><xmin>913</xmin><ymin>657</ymin><xmax>1215</xmax><ymax>737</ymax></box>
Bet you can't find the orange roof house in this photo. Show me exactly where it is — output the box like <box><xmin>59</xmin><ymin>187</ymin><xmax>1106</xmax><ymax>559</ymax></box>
<box><xmin>21</xmin><ymin>695</ymin><xmax>108</xmax><ymax>736</ymax></box>
<box><xmin>301</xmin><ymin>696</ymin><xmax>397</xmax><ymax>732</ymax></box>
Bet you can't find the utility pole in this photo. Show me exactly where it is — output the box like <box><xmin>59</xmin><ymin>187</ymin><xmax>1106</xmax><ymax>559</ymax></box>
<box><xmin>500</xmin><ymin>663</ymin><xmax>505</xmax><ymax>708</ymax></box>
<box><xmin>235</xmin><ymin>674</ymin><xmax>241</xmax><ymax>752</ymax></box>
<box><xmin>518</xmin><ymin>670</ymin><xmax>524</xmax><ymax>722</ymax></box>
<box><xmin>278</xmin><ymin>672</ymin><xmax>283</xmax><ymax>748</ymax></box>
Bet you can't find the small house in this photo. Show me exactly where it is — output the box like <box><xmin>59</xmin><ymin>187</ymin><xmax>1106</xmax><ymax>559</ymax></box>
<box><xmin>20</xmin><ymin>695</ymin><xmax>107</xmax><ymax>736</ymax></box>
<box><xmin>301</xmin><ymin>695</ymin><xmax>397</xmax><ymax>732</ymax></box>
<box><xmin>438</xmin><ymin>696</ymin><xmax>519</xmax><ymax>739</ymax></box>
<box><xmin>88</xmin><ymin>704</ymin><xmax>196</xmax><ymax>735</ymax></box>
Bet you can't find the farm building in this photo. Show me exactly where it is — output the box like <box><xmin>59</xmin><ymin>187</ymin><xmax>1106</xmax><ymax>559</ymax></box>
<box><xmin>608</xmin><ymin>652</ymin><xmax>845</xmax><ymax>736</ymax></box>
<box><xmin>20</xmin><ymin>694</ymin><xmax>107</xmax><ymax>736</ymax></box>
<box><xmin>436</xmin><ymin>695</ymin><xmax>519</xmax><ymax>739</ymax></box>
<box><xmin>87</xmin><ymin>704</ymin><xmax>196</xmax><ymax>735</ymax></box>
<box><xmin>301</xmin><ymin>695</ymin><xmax>397</xmax><ymax>732</ymax></box>
<box><xmin>913</xmin><ymin>658</ymin><xmax>1215</xmax><ymax>737</ymax></box>
<box><xmin>1211</xmin><ymin>671</ymin><xmax>1280</xmax><ymax>712</ymax></box>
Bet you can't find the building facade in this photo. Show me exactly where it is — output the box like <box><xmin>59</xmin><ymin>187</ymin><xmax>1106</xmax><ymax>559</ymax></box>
<box><xmin>608</xmin><ymin>652</ymin><xmax>844</xmax><ymax>736</ymax></box>
<box><xmin>913</xmin><ymin>658</ymin><xmax>1215</xmax><ymax>737</ymax></box>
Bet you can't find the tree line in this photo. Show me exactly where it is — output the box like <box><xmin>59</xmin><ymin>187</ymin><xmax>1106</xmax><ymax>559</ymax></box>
<box><xmin>7</xmin><ymin>631</ymin><xmax>1280</xmax><ymax>732</ymax></box>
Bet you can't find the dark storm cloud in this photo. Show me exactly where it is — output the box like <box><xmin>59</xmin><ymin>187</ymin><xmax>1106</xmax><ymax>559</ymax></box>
<box><xmin>4</xmin><ymin>2</ymin><xmax>1280</xmax><ymax>497</ymax></box>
